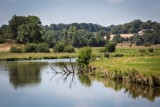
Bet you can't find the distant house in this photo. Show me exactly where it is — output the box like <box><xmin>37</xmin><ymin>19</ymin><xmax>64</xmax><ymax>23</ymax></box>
<box><xmin>138</xmin><ymin>29</ymin><xmax>153</xmax><ymax>35</ymax></box>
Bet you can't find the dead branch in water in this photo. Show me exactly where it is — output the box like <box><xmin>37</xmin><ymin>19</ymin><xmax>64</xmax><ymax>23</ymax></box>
<box><xmin>49</xmin><ymin>58</ymin><xmax>76</xmax><ymax>88</ymax></box>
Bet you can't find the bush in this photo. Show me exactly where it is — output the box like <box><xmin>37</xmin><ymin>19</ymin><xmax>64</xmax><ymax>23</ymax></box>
<box><xmin>9</xmin><ymin>45</ymin><xmax>23</xmax><ymax>53</ymax></box>
<box><xmin>37</xmin><ymin>43</ymin><xmax>49</xmax><ymax>53</ymax></box>
<box><xmin>53</xmin><ymin>42</ymin><xmax>65</xmax><ymax>53</ymax></box>
<box><xmin>139</xmin><ymin>49</ymin><xmax>146</xmax><ymax>53</ymax></box>
<box><xmin>105</xmin><ymin>42</ymin><xmax>116</xmax><ymax>53</ymax></box>
<box><xmin>144</xmin><ymin>42</ymin><xmax>151</xmax><ymax>47</ymax></box>
<box><xmin>104</xmin><ymin>52</ymin><xmax>109</xmax><ymax>58</ymax></box>
<box><xmin>77</xmin><ymin>47</ymin><xmax>93</xmax><ymax>68</ymax></box>
<box><xmin>25</xmin><ymin>43</ymin><xmax>38</xmax><ymax>53</ymax></box>
<box><xmin>148</xmin><ymin>48</ymin><xmax>154</xmax><ymax>52</ymax></box>
<box><xmin>64</xmin><ymin>45</ymin><xmax>75</xmax><ymax>53</ymax></box>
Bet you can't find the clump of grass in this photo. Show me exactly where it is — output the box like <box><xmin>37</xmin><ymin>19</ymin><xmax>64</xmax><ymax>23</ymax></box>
<box><xmin>104</xmin><ymin>52</ymin><xmax>109</xmax><ymax>58</ymax></box>
<box><xmin>139</xmin><ymin>49</ymin><xmax>146</xmax><ymax>53</ymax></box>
<box><xmin>148</xmin><ymin>48</ymin><xmax>154</xmax><ymax>52</ymax></box>
<box><xmin>112</xmin><ymin>53</ymin><xmax>124</xmax><ymax>57</ymax></box>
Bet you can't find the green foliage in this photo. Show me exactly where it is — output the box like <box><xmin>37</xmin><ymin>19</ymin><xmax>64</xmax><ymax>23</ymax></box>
<box><xmin>25</xmin><ymin>43</ymin><xmax>49</xmax><ymax>53</ymax></box>
<box><xmin>148</xmin><ymin>48</ymin><xmax>154</xmax><ymax>52</ymax></box>
<box><xmin>8</xmin><ymin>15</ymin><xmax>42</xmax><ymax>44</ymax></box>
<box><xmin>78</xmin><ymin>74</ymin><xmax>92</xmax><ymax>87</ymax></box>
<box><xmin>9</xmin><ymin>45</ymin><xmax>23</xmax><ymax>53</ymax></box>
<box><xmin>112</xmin><ymin>34</ymin><xmax>125</xmax><ymax>43</ymax></box>
<box><xmin>64</xmin><ymin>45</ymin><xmax>75</xmax><ymax>53</ymax></box>
<box><xmin>139</xmin><ymin>49</ymin><xmax>146</xmax><ymax>53</ymax></box>
<box><xmin>53</xmin><ymin>41</ymin><xmax>66</xmax><ymax>53</ymax></box>
<box><xmin>0</xmin><ymin>34</ymin><xmax>5</xmax><ymax>43</ymax></box>
<box><xmin>37</xmin><ymin>43</ymin><xmax>49</xmax><ymax>53</ymax></box>
<box><xmin>144</xmin><ymin>42</ymin><xmax>151</xmax><ymax>47</ymax></box>
<box><xmin>2</xmin><ymin>15</ymin><xmax>160</xmax><ymax>48</ymax></box>
<box><xmin>25</xmin><ymin>43</ymin><xmax>38</xmax><ymax>53</ymax></box>
<box><xmin>53</xmin><ymin>41</ymin><xmax>75</xmax><ymax>53</ymax></box>
<box><xmin>77</xmin><ymin>47</ymin><xmax>93</xmax><ymax>68</ymax></box>
<box><xmin>104</xmin><ymin>52</ymin><xmax>109</xmax><ymax>58</ymax></box>
<box><xmin>105</xmin><ymin>42</ymin><xmax>116</xmax><ymax>53</ymax></box>
<box><xmin>112</xmin><ymin>53</ymin><xmax>124</xmax><ymax>57</ymax></box>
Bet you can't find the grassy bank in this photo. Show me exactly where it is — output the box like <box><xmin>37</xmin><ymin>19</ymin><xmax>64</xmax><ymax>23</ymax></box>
<box><xmin>90</xmin><ymin>47</ymin><xmax>160</xmax><ymax>87</ymax></box>
<box><xmin>0</xmin><ymin>52</ymin><xmax>77</xmax><ymax>61</ymax></box>
<box><xmin>91</xmin><ymin>56</ymin><xmax>160</xmax><ymax>76</ymax></box>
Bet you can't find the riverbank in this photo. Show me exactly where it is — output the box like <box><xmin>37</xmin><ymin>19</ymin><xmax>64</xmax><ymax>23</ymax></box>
<box><xmin>0</xmin><ymin>52</ymin><xmax>77</xmax><ymax>61</ymax></box>
<box><xmin>90</xmin><ymin>56</ymin><xmax>160</xmax><ymax>87</ymax></box>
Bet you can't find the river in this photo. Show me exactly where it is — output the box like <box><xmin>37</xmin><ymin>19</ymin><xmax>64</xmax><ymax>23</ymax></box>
<box><xmin>0</xmin><ymin>59</ymin><xmax>160</xmax><ymax>107</ymax></box>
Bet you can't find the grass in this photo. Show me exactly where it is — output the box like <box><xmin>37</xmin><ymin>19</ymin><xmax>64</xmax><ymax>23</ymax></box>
<box><xmin>91</xmin><ymin>45</ymin><xmax>160</xmax><ymax>76</ymax></box>
<box><xmin>0</xmin><ymin>52</ymin><xmax>77</xmax><ymax>61</ymax></box>
<box><xmin>91</xmin><ymin>56</ymin><xmax>160</xmax><ymax>76</ymax></box>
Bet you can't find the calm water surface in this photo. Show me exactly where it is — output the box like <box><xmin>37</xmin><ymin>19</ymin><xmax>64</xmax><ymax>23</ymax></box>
<box><xmin>0</xmin><ymin>59</ymin><xmax>160</xmax><ymax>107</ymax></box>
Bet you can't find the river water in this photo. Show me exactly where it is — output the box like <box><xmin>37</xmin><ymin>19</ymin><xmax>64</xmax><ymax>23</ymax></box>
<box><xmin>0</xmin><ymin>59</ymin><xmax>160</xmax><ymax>107</ymax></box>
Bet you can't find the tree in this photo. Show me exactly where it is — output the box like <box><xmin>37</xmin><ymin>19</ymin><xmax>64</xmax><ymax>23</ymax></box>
<box><xmin>105</xmin><ymin>42</ymin><xmax>116</xmax><ymax>53</ymax></box>
<box><xmin>8</xmin><ymin>15</ymin><xmax>42</xmax><ymax>43</ymax></box>
<box><xmin>133</xmin><ymin>35</ymin><xmax>144</xmax><ymax>46</ymax></box>
<box><xmin>77</xmin><ymin>47</ymin><xmax>93</xmax><ymax>69</ymax></box>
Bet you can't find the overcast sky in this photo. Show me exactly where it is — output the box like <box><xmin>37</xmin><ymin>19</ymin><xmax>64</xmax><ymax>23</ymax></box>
<box><xmin>0</xmin><ymin>0</ymin><xmax>160</xmax><ymax>26</ymax></box>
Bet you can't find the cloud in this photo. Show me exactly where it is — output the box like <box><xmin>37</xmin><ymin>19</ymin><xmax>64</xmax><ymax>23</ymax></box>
<box><xmin>106</xmin><ymin>0</ymin><xmax>126</xmax><ymax>3</ymax></box>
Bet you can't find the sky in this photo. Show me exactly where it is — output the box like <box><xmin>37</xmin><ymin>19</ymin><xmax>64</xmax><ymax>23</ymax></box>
<box><xmin>0</xmin><ymin>0</ymin><xmax>160</xmax><ymax>26</ymax></box>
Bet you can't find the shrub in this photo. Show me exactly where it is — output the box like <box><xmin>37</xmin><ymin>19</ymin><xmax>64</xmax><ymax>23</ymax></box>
<box><xmin>148</xmin><ymin>48</ymin><xmax>154</xmax><ymax>52</ymax></box>
<box><xmin>25</xmin><ymin>43</ymin><xmax>38</xmax><ymax>53</ymax></box>
<box><xmin>139</xmin><ymin>49</ymin><xmax>146</xmax><ymax>53</ymax></box>
<box><xmin>9</xmin><ymin>45</ymin><xmax>23</xmax><ymax>53</ymax></box>
<box><xmin>105</xmin><ymin>42</ymin><xmax>116</xmax><ymax>53</ymax></box>
<box><xmin>144</xmin><ymin>42</ymin><xmax>151</xmax><ymax>47</ymax></box>
<box><xmin>77</xmin><ymin>47</ymin><xmax>93</xmax><ymax>68</ymax></box>
<box><xmin>64</xmin><ymin>45</ymin><xmax>75</xmax><ymax>53</ymax></box>
<box><xmin>104</xmin><ymin>52</ymin><xmax>109</xmax><ymax>58</ymax></box>
<box><xmin>37</xmin><ymin>43</ymin><xmax>49</xmax><ymax>53</ymax></box>
<box><xmin>53</xmin><ymin>42</ymin><xmax>65</xmax><ymax>53</ymax></box>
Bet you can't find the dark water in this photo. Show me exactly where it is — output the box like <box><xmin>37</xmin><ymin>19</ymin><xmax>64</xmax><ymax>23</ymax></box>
<box><xmin>0</xmin><ymin>59</ymin><xmax>160</xmax><ymax>107</ymax></box>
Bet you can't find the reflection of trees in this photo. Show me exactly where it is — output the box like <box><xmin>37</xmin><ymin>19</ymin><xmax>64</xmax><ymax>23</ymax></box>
<box><xmin>90</xmin><ymin>77</ymin><xmax>160</xmax><ymax>101</ymax></box>
<box><xmin>7</xmin><ymin>62</ymin><xmax>48</xmax><ymax>89</ymax></box>
<box><xmin>50</xmin><ymin>61</ymin><xmax>77</xmax><ymax>88</ymax></box>
<box><xmin>78</xmin><ymin>74</ymin><xmax>92</xmax><ymax>87</ymax></box>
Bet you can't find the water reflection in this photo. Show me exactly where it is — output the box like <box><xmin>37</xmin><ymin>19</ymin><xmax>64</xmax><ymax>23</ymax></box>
<box><xmin>78</xmin><ymin>74</ymin><xmax>92</xmax><ymax>87</ymax></box>
<box><xmin>90</xmin><ymin>76</ymin><xmax>160</xmax><ymax>101</ymax></box>
<box><xmin>6</xmin><ymin>62</ymin><xmax>48</xmax><ymax>89</ymax></box>
<box><xmin>0</xmin><ymin>59</ymin><xmax>160</xmax><ymax>105</ymax></box>
<box><xmin>50</xmin><ymin>62</ymin><xmax>77</xmax><ymax>88</ymax></box>
<box><xmin>49</xmin><ymin>61</ymin><xmax>160</xmax><ymax>102</ymax></box>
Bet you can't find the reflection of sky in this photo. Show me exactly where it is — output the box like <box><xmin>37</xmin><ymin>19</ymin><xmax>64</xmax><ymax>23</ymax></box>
<box><xmin>0</xmin><ymin>61</ymin><xmax>160</xmax><ymax>107</ymax></box>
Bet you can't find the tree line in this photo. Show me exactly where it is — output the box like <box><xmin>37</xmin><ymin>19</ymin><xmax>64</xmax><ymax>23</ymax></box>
<box><xmin>0</xmin><ymin>15</ymin><xmax>160</xmax><ymax>48</ymax></box>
